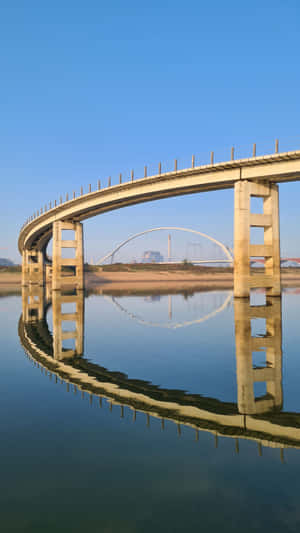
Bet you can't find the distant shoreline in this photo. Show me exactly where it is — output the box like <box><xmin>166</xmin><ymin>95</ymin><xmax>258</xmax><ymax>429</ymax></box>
<box><xmin>2</xmin><ymin>264</ymin><xmax>300</xmax><ymax>292</ymax></box>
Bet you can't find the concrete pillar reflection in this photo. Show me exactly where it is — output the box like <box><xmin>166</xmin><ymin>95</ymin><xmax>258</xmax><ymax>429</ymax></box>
<box><xmin>22</xmin><ymin>285</ymin><xmax>45</xmax><ymax>322</ymax></box>
<box><xmin>52</xmin><ymin>290</ymin><xmax>84</xmax><ymax>360</ymax></box>
<box><xmin>234</xmin><ymin>296</ymin><xmax>282</xmax><ymax>415</ymax></box>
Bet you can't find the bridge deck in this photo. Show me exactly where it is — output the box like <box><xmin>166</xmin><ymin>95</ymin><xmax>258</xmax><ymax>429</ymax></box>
<box><xmin>19</xmin><ymin>150</ymin><xmax>300</xmax><ymax>253</ymax></box>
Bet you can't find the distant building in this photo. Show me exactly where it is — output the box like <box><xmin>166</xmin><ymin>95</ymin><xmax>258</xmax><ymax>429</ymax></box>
<box><xmin>142</xmin><ymin>251</ymin><xmax>164</xmax><ymax>263</ymax></box>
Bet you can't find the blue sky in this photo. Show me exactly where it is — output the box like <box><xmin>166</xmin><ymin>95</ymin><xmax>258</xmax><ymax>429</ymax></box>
<box><xmin>1</xmin><ymin>0</ymin><xmax>300</xmax><ymax>262</ymax></box>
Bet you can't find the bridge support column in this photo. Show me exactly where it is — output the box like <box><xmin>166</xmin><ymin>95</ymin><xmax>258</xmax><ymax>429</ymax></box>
<box><xmin>234</xmin><ymin>297</ymin><xmax>282</xmax><ymax>415</ymax></box>
<box><xmin>234</xmin><ymin>180</ymin><xmax>281</xmax><ymax>298</ymax></box>
<box><xmin>52</xmin><ymin>290</ymin><xmax>84</xmax><ymax>360</ymax></box>
<box><xmin>52</xmin><ymin>221</ymin><xmax>84</xmax><ymax>290</ymax></box>
<box><xmin>22</xmin><ymin>249</ymin><xmax>45</xmax><ymax>286</ymax></box>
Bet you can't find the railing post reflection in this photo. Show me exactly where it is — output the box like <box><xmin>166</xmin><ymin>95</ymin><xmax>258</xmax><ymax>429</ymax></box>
<box><xmin>52</xmin><ymin>290</ymin><xmax>85</xmax><ymax>360</ymax></box>
<box><xmin>235</xmin><ymin>296</ymin><xmax>282</xmax><ymax>415</ymax></box>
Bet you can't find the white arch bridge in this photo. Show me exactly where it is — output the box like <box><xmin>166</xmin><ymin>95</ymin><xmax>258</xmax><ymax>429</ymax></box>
<box><xmin>97</xmin><ymin>227</ymin><xmax>233</xmax><ymax>265</ymax></box>
<box><xmin>18</xmin><ymin>145</ymin><xmax>300</xmax><ymax>296</ymax></box>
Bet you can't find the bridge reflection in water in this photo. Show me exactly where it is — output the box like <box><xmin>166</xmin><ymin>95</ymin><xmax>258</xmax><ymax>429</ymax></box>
<box><xmin>19</xmin><ymin>286</ymin><xmax>300</xmax><ymax>458</ymax></box>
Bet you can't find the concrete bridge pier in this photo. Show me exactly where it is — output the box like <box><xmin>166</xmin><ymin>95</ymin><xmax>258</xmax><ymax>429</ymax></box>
<box><xmin>22</xmin><ymin>249</ymin><xmax>45</xmax><ymax>287</ymax></box>
<box><xmin>52</xmin><ymin>290</ymin><xmax>84</xmax><ymax>360</ymax></box>
<box><xmin>52</xmin><ymin>220</ymin><xmax>84</xmax><ymax>290</ymax></box>
<box><xmin>234</xmin><ymin>180</ymin><xmax>281</xmax><ymax>298</ymax></box>
<box><xmin>234</xmin><ymin>297</ymin><xmax>282</xmax><ymax>415</ymax></box>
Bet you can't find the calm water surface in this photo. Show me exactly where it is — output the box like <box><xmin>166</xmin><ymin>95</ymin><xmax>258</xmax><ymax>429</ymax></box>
<box><xmin>1</xmin><ymin>286</ymin><xmax>300</xmax><ymax>532</ymax></box>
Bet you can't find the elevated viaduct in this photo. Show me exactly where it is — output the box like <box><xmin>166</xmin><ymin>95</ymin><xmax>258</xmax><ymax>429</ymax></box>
<box><xmin>18</xmin><ymin>146</ymin><xmax>300</xmax><ymax>297</ymax></box>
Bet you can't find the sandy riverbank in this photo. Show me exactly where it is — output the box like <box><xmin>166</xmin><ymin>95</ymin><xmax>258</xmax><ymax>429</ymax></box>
<box><xmin>85</xmin><ymin>270</ymin><xmax>234</xmax><ymax>289</ymax></box>
<box><xmin>0</xmin><ymin>273</ymin><xmax>22</xmax><ymax>287</ymax></box>
<box><xmin>2</xmin><ymin>269</ymin><xmax>300</xmax><ymax>291</ymax></box>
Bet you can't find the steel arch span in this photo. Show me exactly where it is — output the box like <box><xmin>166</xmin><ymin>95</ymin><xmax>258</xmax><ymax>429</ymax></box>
<box><xmin>97</xmin><ymin>227</ymin><xmax>233</xmax><ymax>265</ymax></box>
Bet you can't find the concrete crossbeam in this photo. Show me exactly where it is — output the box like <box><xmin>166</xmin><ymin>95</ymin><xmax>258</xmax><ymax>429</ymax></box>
<box><xmin>62</xmin><ymin>331</ymin><xmax>76</xmax><ymax>340</ymax></box>
<box><xmin>248</xmin><ymin>306</ymin><xmax>274</xmax><ymax>318</ymax></box>
<box><xmin>253</xmin><ymin>367</ymin><xmax>275</xmax><ymax>382</ymax></box>
<box><xmin>61</xmin><ymin>313</ymin><xmax>78</xmax><ymax>321</ymax></box>
<box><xmin>250</xmin><ymin>213</ymin><xmax>272</xmax><ymax>227</ymax></box>
<box><xmin>250</xmin><ymin>244</ymin><xmax>273</xmax><ymax>257</ymax></box>
<box><xmin>249</xmin><ymin>182</ymin><xmax>270</xmax><ymax>196</ymax></box>
<box><xmin>59</xmin><ymin>222</ymin><xmax>76</xmax><ymax>230</ymax></box>
<box><xmin>60</xmin><ymin>240</ymin><xmax>77</xmax><ymax>248</ymax></box>
<box><xmin>60</xmin><ymin>258</ymin><xmax>78</xmax><ymax>266</ymax></box>
<box><xmin>251</xmin><ymin>337</ymin><xmax>275</xmax><ymax>350</ymax></box>
<box><xmin>249</xmin><ymin>275</ymin><xmax>275</xmax><ymax>288</ymax></box>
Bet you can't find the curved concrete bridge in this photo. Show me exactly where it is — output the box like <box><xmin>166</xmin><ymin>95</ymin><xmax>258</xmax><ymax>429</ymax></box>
<box><xmin>19</xmin><ymin>148</ymin><xmax>300</xmax><ymax>296</ymax></box>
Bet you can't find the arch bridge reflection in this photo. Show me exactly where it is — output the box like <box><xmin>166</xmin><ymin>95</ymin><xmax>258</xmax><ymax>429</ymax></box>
<box><xmin>19</xmin><ymin>286</ymin><xmax>300</xmax><ymax>457</ymax></box>
<box><xmin>104</xmin><ymin>291</ymin><xmax>232</xmax><ymax>330</ymax></box>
